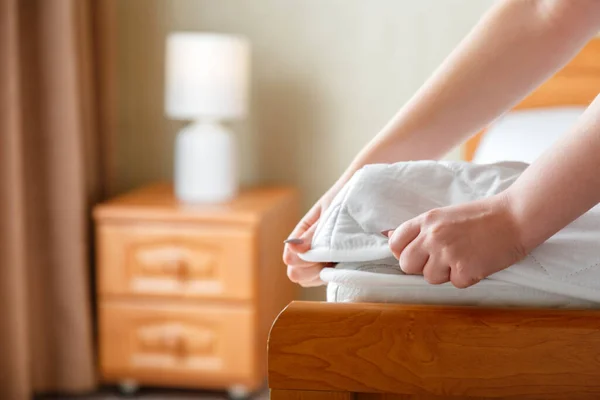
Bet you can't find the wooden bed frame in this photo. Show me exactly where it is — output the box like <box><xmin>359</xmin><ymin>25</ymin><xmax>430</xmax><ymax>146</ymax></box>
<box><xmin>268</xmin><ymin>38</ymin><xmax>600</xmax><ymax>399</ymax></box>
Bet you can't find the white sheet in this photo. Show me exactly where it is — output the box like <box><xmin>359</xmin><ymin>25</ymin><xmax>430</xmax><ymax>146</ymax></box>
<box><xmin>325</xmin><ymin>263</ymin><xmax>594</xmax><ymax>307</ymax></box>
<box><xmin>299</xmin><ymin>161</ymin><xmax>600</xmax><ymax>305</ymax></box>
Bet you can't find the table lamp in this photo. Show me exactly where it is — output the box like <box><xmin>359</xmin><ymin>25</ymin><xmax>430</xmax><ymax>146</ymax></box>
<box><xmin>165</xmin><ymin>32</ymin><xmax>250</xmax><ymax>203</ymax></box>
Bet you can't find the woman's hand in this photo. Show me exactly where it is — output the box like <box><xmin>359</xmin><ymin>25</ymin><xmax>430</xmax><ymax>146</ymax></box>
<box><xmin>283</xmin><ymin>185</ymin><xmax>341</xmax><ymax>287</ymax></box>
<box><xmin>386</xmin><ymin>193</ymin><xmax>527</xmax><ymax>288</ymax></box>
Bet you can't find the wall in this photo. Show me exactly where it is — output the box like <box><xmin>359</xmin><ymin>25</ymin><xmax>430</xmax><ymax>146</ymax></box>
<box><xmin>116</xmin><ymin>0</ymin><xmax>496</xmax><ymax>298</ymax></box>
<box><xmin>116</xmin><ymin>0</ymin><xmax>496</xmax><ymax>195</ymax></box>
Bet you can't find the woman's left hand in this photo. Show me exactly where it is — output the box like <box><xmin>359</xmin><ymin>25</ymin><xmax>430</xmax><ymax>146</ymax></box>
<box><xmin>386</xmin><ymin>193</ymin><xmax>527</xmax><ymax>288</ymax></box>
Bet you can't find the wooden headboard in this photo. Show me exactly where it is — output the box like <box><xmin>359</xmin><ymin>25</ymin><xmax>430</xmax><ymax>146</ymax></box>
<box><xmin>463</xmin><ymin>38</ymin><xmax>600</xmax><ymax>161</ymax></box>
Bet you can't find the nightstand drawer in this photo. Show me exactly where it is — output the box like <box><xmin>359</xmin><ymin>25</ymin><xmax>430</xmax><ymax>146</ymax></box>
<box><xmin>99</xmin><ymin>302</ymin><xmax>256</xmax><ymax>387</ymax></box>
<box><xmin>97</xmin><ymin>223</ymin><xmax>255</xmax><ymax>300</ymax></box>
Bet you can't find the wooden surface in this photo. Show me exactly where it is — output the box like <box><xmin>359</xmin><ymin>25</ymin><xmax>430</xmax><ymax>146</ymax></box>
<box><xmin>463</xmin><ymin>38</ymin><xmax>600</xmax><ymax>161</ymax></box>
<box><xmin>271</xmin><ymin>390</ymin><xmax>352</xmax><ymax>400</ymax></box>
<box><xmin>93</xmin><ymin>183</ymin><xmax>297</xmax><ymax>225</ymax></box>
<box><xmin>94</xmin><ymin>184</ymin><xmax>298</xmax><ymax>391</ymax></box>
<box><xmin>268</xmin><ymin>301</ymin><xmax>600</xmax><ymax>399</ymax></box>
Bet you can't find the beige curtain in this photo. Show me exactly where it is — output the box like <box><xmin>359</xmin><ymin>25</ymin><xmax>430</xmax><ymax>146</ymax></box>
<box><xmin>0</xmin><ymin>0</ymin><xmax>116</xmax><ymax>398</ymax></box>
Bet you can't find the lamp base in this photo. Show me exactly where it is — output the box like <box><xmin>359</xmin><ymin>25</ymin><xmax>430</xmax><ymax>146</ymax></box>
<box><xmin>174</xmin><ymin>120</ymin><xmax>238</xmax><ymax>203</ymax></box>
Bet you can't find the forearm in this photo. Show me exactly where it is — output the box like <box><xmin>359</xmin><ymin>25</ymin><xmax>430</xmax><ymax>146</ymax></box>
<box><xmin>505</xmin><ymin>95</ymin><xmax>600</xmax><ymax>252</ymax></box>
<box><xmin>339</xmin><ymin>0</ymin><xmax>600</xmax><ymax>184</ymax></box>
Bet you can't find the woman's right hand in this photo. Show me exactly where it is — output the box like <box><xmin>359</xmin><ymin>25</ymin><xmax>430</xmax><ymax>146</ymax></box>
<box><xmin>283</xmin><ymin>184</ymin><xmax>342</xmax><ymax>287</ymax></box>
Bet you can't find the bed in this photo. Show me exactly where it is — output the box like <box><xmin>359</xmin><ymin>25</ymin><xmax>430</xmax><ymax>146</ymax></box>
<box><xmin>268</xmin><ymin>38</ymin><xmax>600</xmax><ymax>399</ymax></box>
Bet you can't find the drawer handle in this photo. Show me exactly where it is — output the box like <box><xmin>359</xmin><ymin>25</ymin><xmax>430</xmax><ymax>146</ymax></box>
<box><xmin>138</xmin><ymin>324</ymin><xmax>215</xmax><ymax>356</ymax></box>
<box><xmin>163</xmin><ymin>331</ymin><xmax>186</xmax><ymax>355</ymax></box>
<box><xmin>134</xmin><ymin>244</ymin><xmax>217</xmax><ymax>279</ymax></box>
<box><xmin>162</xmin><ymin>259</ymin><xmax>189</xmax><ymax>280</ymax></box>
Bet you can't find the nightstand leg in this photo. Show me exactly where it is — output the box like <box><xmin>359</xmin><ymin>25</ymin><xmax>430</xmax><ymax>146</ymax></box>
<box><xmin>118</xmin><ymin>379</ymin><xmax>140</xmax><ymax>395</ymax></box>
<box><xmin>228</xmin><ymin>384</ymin><xmax>251</xmax><ymax>400</ymax></box>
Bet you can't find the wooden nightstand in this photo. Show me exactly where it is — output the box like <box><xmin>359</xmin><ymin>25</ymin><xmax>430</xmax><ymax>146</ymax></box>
<box><xmin>93</xmin><ymin>183</ymin><xmax>298</xmax><ymax>396</ymax></box>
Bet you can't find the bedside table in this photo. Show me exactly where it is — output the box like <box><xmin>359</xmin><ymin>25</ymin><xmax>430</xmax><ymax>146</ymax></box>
<box><xmin>93</xmin><ymin>184</ymin><xmax>298</xmax><ymax>396</ymax></box>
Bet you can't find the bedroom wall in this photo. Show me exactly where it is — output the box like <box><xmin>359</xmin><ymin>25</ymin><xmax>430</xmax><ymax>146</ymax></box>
<box><xmin>116</xmin><ymin>0</ymin><xmax>495</xmax><ymax>297</ymax></box>
<box><xmin>116</xmin><ymin>0</ymin><xmax>495</xmax><ymax>196</ymax></box>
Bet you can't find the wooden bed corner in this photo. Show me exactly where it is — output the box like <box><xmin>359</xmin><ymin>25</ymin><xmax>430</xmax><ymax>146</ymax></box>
<box><xmin>268</xmin><ymin>301</ymin><xmax>600</xmax><ymax>399</ymax></box>
<box><xmin>268</xmin><ymin>39</ymin><xmax>600</xmax><ymax>400</ymax></box>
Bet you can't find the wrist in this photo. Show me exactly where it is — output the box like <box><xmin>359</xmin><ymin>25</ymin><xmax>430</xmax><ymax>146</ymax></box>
<box><xmin>497</xmin><ymin>189</ymin><xmax>539</xmax><ymax>255</ymax></box>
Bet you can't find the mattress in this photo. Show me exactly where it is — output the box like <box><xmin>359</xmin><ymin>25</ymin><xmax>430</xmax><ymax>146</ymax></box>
<box><xmin>299</xmin><ymin>161</ymin><xmax>600</xmax><ymax>307</ymax></box>
<box><xmin>323</xmin><ymin>262</ymin><xmax>595</xmax><ymax>307</ymax></box>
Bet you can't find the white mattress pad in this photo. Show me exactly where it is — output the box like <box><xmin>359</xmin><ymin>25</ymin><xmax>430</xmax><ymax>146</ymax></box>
<box><xmin>299</xmin><ymin>161</ymin><xmax>600</xmax><ymax>306</ymax></box>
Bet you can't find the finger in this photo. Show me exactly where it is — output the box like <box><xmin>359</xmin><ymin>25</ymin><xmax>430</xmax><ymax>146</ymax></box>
<box><xmin>422</xmin><ymin>257</ymin><xmax>451</xmax><ymax>285</ymax></box>
<box><xmin>289</xmin><ymin>202</ymin><xmax>321</xmax><ymax>238</ymax></box>
<box><xmin>283</xmin><ymin>245</ymin><xmax>314</xmax><ymax>267</ymax></box>
<box><xmin>287</xmin><ymin>264</ymin><xmax>324</xmax><ymax>284</ymax></box>
<box><xmin>286</xmin><ymin>221</ymin><xmax>319</xmax><ymax>254</ymax></box>
<box><xmin>450</xmin><ymin>263</ymin><xmax>481</xmax><ymax>289</ymax></box>
<box><xmin>285</xmin><ymin>204</ymin><xmax>322</xmax><ymax>252</ymax></box>
<box><xmin>300</xmin><ymin>275</ymin><xmax>325</xmax><ymax>288</ymax></box>
<box><xmin>300</xmin><ymin>263</ymin><xmax>335</xmax><ymax>287</ymax></box>
<box><xmin>398</xmin><ymin>237</ymin><xmax>429</xmax><ymax>275</ymax></box>
<box><xmin>388</xmin><ymin>219</ymin><xmax>420</xmax><ymax>260</ymax></box>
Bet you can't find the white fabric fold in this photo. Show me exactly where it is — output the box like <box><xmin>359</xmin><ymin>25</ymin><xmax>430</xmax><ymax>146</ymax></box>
<box><xmin>299</xmin><ymin>161</ymin><xmax>600</xmax><ymax>304</ymax></box>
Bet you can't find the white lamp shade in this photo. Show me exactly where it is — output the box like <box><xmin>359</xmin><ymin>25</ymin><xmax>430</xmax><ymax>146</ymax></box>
<box><xmin>165</xmin><ymin>32</ymin><xmax>250</xmax><ymax>120</ymax></box>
